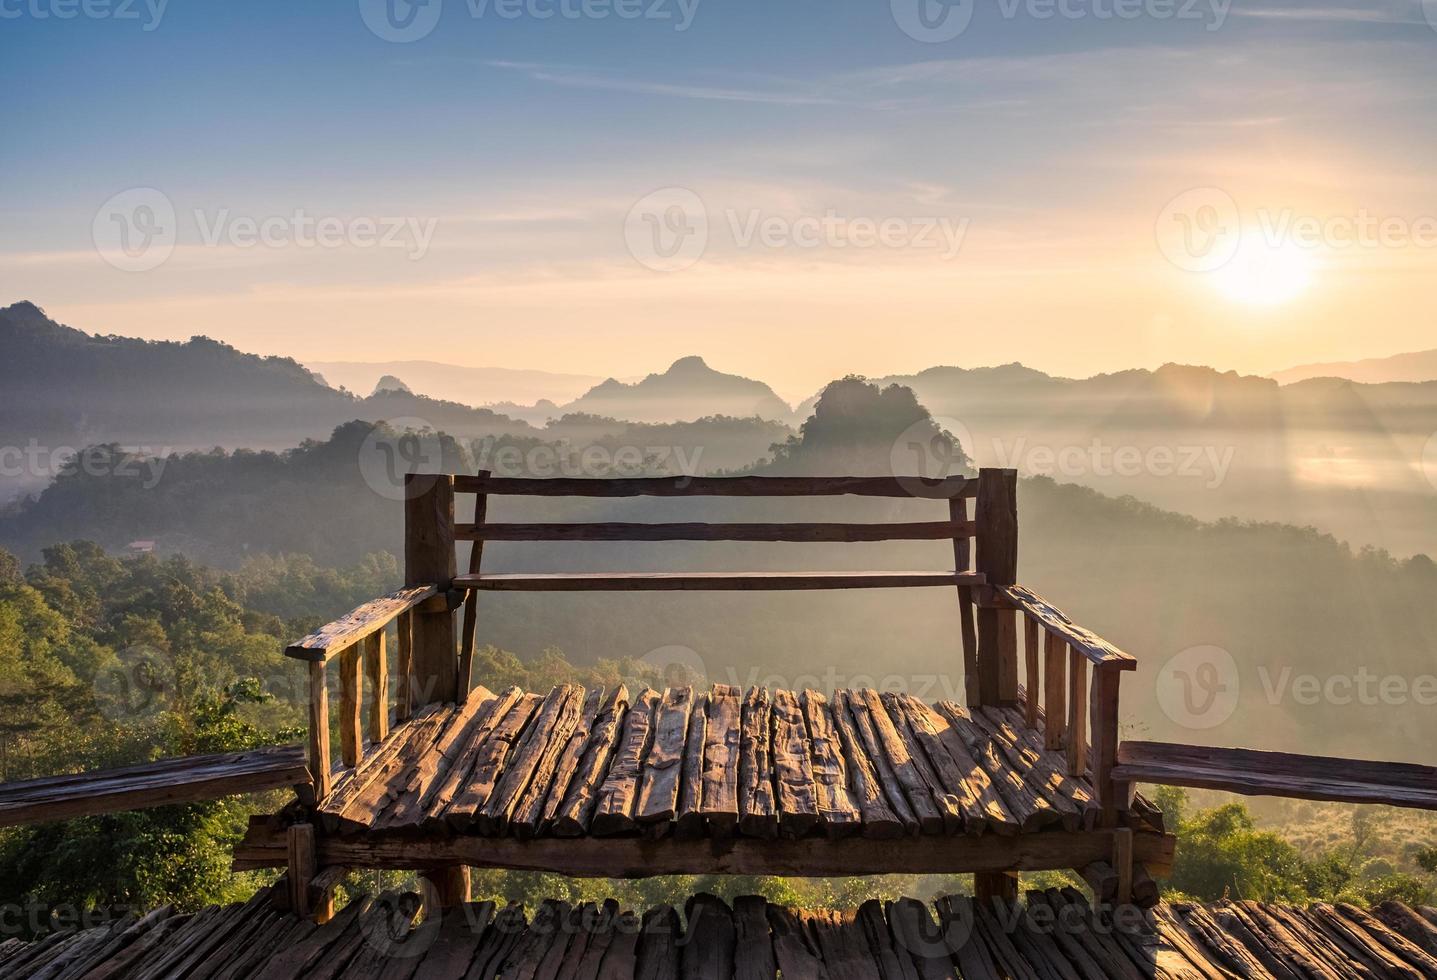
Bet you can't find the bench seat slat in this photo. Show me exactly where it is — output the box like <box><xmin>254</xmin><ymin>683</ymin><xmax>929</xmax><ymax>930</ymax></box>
<box><xmin>455</xmin><ymin>521</ymin><xmax>976</xmax><ymax>543</ymax></box>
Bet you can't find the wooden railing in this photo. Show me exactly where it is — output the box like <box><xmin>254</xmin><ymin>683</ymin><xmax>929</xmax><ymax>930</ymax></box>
<box><xmin>284</xmin><ymin>585</ymin><xmax>441</xmax><ymax>801</ymax></box>
<box><xmin>997</xmin><ymin>584</ymin><xmax>1138</xmax><ymax>827</ymax></box>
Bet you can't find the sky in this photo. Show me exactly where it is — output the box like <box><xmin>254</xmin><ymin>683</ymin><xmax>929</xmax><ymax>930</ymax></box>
<box><xmin>2</xmin><ymin>0</ymin><xmax>1435</xmax><ymax>402</ymax></box>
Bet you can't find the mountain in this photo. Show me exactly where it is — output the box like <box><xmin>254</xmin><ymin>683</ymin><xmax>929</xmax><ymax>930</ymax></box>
<box><xmin>1271</xmin><ymin>349</ymin><xmax>1437</xmax><ymax>385</ymax></box>
<box><xmin>558</xmin><ymin>356</ymin><xmax>793</xmax><ymax>424</ymax></box>
<box><xmin>305</xmin><ymin>359</ymin><xmax>603</xmax><ymax>407</ymax></box>
<box><xmin>0</xmin><ymin>302</ymin><xmax>539</xmax><ymax>502</ymax></box>
<box><xmin>371</xmin><ymin>374</ymin><xmax>412</xmax><ymax>396</ymax></box>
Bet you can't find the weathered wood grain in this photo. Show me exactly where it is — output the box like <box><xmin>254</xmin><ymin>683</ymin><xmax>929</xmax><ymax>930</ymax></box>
<box><xmin>476</xmin><ymin>684</ymin><xmax>583</xmax><ymax>836</ymax></box>
<box><xmin>738</xmin><ymin>687</ymin><xmax>779</xmax><ymax>839</ymax></box>
<box><xmin>635</xmin><ymin>687</ymin><xmax>693</xmax><ymax>827</ymax></box>
<box><xmin>591</xmin><ymin>689</ymin><xmax>659</xmax><ymax>837</ymax></box>
<box><xmin>284</xmin><ymin>586</ymin><xmax>440</xmax><ymax>662</ymax></box>
<box><xmin>769</xmin><ymin>689</ymin><xmax>818</xmax><ymax>839</ymax></box>
<box><xmin>699</xmin><ymin>684</ymin><xmax>742</xmax><ymax>835</ymax></box>
<box><xmin>826</xmin><ymin>690</ymin><xmax>907</xmax><ymax>839</ymax></box>
<box><xmin>454</xmin><ymin>570</ymin><xmax>986</xmax><ymax>592</ymax></box>
<box><xmin>674</xmin><ymin>691</ymin><xmax>708</xmax><ymax>839</ymax></box>
<box><xmin>798</xmin><ymin>690</ymin><xmax>862</xmax><ymax>838</ymax></box>
<box><xmin>552</xmin><ymin>686</ymin><xmax>631</xmax><ymax>837</ymax></box>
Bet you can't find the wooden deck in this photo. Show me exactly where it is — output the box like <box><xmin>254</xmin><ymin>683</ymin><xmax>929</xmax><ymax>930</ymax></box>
<box><xmin>236</xmin><ymin>683</ymin><xmax>1172</xmax><ymax>879</ymax></box>
<box><xmin>10</xmin><ymin>885</ymin><xmax>1437</xmax><ymax>979</ymax></box>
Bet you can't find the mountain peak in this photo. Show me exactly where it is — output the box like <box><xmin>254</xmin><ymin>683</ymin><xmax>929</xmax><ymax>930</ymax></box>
<box><xmin>667</xmin><ymin>355</ymin><xmax>711</xmax><ymax>374</ymax></box>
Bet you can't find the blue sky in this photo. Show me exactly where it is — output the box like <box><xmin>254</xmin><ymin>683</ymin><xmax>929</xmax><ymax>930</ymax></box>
<box><xmin>3</xmin><ymin>0</ymin><xmax>1436</xmax><ymax>396</ymax></box>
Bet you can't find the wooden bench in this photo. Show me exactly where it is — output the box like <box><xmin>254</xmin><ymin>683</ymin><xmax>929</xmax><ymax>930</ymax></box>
<box><xmin>1113</xmin><ymin>741</ymin><xmax>1437</xmax><ymax>810</ymax></box>
<box><xmin>261</xmin><ymin>468</ymin><xmax>1158</xmax><ymax>913</ymax></box>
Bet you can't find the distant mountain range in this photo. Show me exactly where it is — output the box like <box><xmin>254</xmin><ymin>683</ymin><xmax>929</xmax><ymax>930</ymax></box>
<box><xmin>304</xmin><ymin>359</ymin><xmax>605</xmax><ymax>407</ymax></box>
<box><xmin>1271</xmin><ymin>349</ymin><xmax>1437</xmax><ymax>386</ymax></box>
<box><xmin>554</xmin><ymin>356</ymin><xmax>793</xmax><ymax>424</ymax></box>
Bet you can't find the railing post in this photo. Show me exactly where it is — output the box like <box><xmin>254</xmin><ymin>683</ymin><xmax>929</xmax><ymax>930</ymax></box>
<box><xmin>948</xmin><ymin>496</ymin><xmax>979</xmax><ymax>706</ymax></box>
<box><xmin>457</xmin><ymin>470</ymin><xmax>491</xmax><ymax>702</ymax></box>
<box><xmin>1091</xmin><ymin>665</ymin><xmax>1130</xmax><ymax>827</ymax></box>
<box><xmin>405</xmin><ymin>473</ymin><xmax>457</xmax><ymax>707</ymax></box>
<box><xmin>975</xmin><ymin>468</ymin><xmax>1018</xmax><ymax>707</ymax></box>
<box><xmin>307</xmin><ymin>662</ymin><xmax>331</xmax><ymax>801</ymax></box>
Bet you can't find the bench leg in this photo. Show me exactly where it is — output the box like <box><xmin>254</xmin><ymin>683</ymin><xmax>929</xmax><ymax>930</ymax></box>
<box><xmin>422</xmin><ymin>865</ymin><xmax>471</xmax><ymax>912</ymax></box>
<box><xmin>286</xmin><ymin>824</ymin><xmax>317</xmax><ymax>918</ymax></box>
<box><xmin>1112</xmin><ymin>828</ymin><xmax>1134</xmax><ymax>907</ymax></box>
<box><xmin>974</xmin><ymin>871</ymin><xmax>1018</xmax><ymax>903</ymax></box>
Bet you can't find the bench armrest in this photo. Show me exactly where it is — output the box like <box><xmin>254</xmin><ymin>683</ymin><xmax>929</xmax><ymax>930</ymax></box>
<box><xmin>285</xmin><ymin>585</ymin><xmax>440</xmax><ymax>663</ymax></box>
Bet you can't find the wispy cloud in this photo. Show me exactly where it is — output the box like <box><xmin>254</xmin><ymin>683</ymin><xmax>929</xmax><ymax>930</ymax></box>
<box><xmin>485</xmin><ymin>60</ymin><xmax>843</xmax><ymax>107</ymax></box>
<box><xmin>1227</xmin><ymin>0</ymin><xmax>1429</xmax><ymax>25</ymax></box>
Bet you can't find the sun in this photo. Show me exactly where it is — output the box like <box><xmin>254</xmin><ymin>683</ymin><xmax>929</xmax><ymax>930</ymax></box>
<box><xmin>1211</xmin><ymin>232</ymin><xmax>1316</xmax><ymax>307</ymax></box>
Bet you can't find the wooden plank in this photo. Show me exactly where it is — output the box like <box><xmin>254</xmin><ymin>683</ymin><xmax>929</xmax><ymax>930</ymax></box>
<box><xmin>770</xmin><ymin>689</ymin><xmax>819</xmax><ymax>839</ymax></box>
<box><xmin>455</xmin><ymin>570</ymin><xmax>986</xmax><ymax>592</ymax></box>
<box><xmin>457</xmin><ymin>472</ymin><xmax>490</xmax><ymax>702</ymax></box>
<box><xmin>885</xmin><ymin>693</ymin><xmax>990</xmax><ymax>835</ymax></box>
<box><xmin>1043</xmin><ymin>632</ymin><xmax>1066</xmax><ymax>752</ymax></box>
<box><xmin>237</xmin><ymin>819</ymin><xmax>1175</xmax><ymax>881</ymax></box>
<box><xmin>308</xmin><ymin>661</ymin><xmax>332</xmax><ymax>802</ymax></box>
<box><xmin>1112</xmin><ymin>742</ymin><xmax>1437</xmax><ymax>810</ymax></box>
<box><xmin>732</xmin><ymin>896</ymin><xmax>777</xmax><ymax>980</ymax></box>
<box><xmin>767</xmin><ymin>905</ymin><xmax>827</xmax><ymax>980</ymax></box>
<box><xmin>456</xmin><ymin>521</ymin><xmax>976</xmax><ymax>542</ymax></box>
<box><xmin>968</xmin><ymin>706</ymin><xmax>1086</xmax><ymax>831</ymax></box>
<box><xmin>329</xmin><ymin>704</ymin><xmax>454</xmax><ymax>833</ymax></box>
<box><xmin>364</xmin><ymin>631</ymin><xmax>389</xmax><ymax>744</ymax></box>
<box><xmin>798</xmin><ymin>690</ymin><xmax>862</xmax><ymax>838</ymax></box>
<box><xmin>854</xmin><ymin>689</ymin><xmax>947</xmax><ymax>835</ymax></box>
<box><xmin>1024</xmin><ymin>616</ymin><xmax>1041</xmax><ymax>730</ymax></box>
<box><xmin>591</xmin><ymin>689</ymin><xmax>660</xmax><ymax>836</ymax></box>
<box><xmin>520</xmin><ymin>685</ymin><xmax>606</xmax><ymax>838</ymax></box>
<box><xmin>949</xmin><ymin>498</ymin><xmax>980</xmax><ymax>707</ymax></box>
<box><xmin>993</xmin><ymin>705</ymin><xmax>1102</xmax><ymax>829</ymax></box>
<box><xmin>933</xmin><ymin>701</ymin><xmax>1060</xmax><ymax>834</ymax></box>
<box><xmin>738</xmin><ymin>687</ymin><xmax>779</xmax><ymax>839</ymax></box>
<box><xmin>682</xmin><ymin>893</ymin><xmax>736</xmax><ymax>980</ymax></box>
<box><xmin>839</xmin><ymin>689</ymin><xmax>923</xmax><ymax>835</ymax></box>
<box><xmin>284</xmin><ymin>586</ymin><xmax>440</xmax><ymax>662</ymax></box>
<box><xmin>879</xmin><ymin>690</ymin><xmax>968</xmax><ymax>836</ymax></box>
<box><xmin>477</xmin><ymin>684</ymin><xmax>584</xmax><ymax>836</ymax></box>
<box><xmin>338</xmin><ymin>645</ymin><xmax>363</xmax><ymax>769</ymax></box>
<box><xmin>439</xmin><ymin>689</ymin><xmax>540</xmax><ymax>827</ymax></box>
<box><xmin>440</xmin><ymin>692</ymin><xmax>541</xmax><ymax>830</ymax></box>
<box><xmin>1067</xmin><ymin>650</ymin><xmax>1087</xmax><ymax>778</ymax></box>
<box><xmin>286</xmin><ymin>824</ymin><xmax>317</xmax><ymax>918</ymax></box>
<box><xmin>827</xmin><ymin>690</ymin><xmax>907</xmax><ymax>838</ymax></box>
<box><xmin>636</xmin><ymin>687</ymin><xmax>694</xmax><ymax>827</ymax></box>
<box><xmin>997</xmin><ymin>586</ymin><xmax>1137</xmax><ymax>671</ymax></box>
<box><xmin>699</xmin><ymin>684</ymin><xmax>742</xmax><ymax>835</ymax></box>
<box><xmin>408</xmin><ymin>687</ymin><xmax>520</xmax><ymax>825</ymax></box>
<box><xmin>394</xmin><ymin>610</ymin><xmax>413</xmax><ymax>723</ymax></box>
<box><xmin>1089</xmin><ymin>667</ymin><xmax>1126</xmax><ymax>827</ymax></box>
<box><xmin>372</xmin><ymin>687</ymin><xmax>501</xmax><ymax>830</ymax></box>
<box><xmin>552</xmin><ymin>687</ymin><xmax>631</xmax><ymax>837</ymax></box>
<box><xmin>0</xmin><ymin>746</ymin><xmax>309</xmax><ymax>829</ymax></box>
<box><xmin>635</xmin><ymin>905</ymin><xmax>682</xmax><ymax>980</ymax></box>
<box><xmin>454</xmin><ymin>474</ymin><xmax>979</xmax><ymax>498</ymax></box>
<box><xmin>674</xmin><ymin>692</ymin><xmax>708</xmax><ymax>839</ymax></box>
